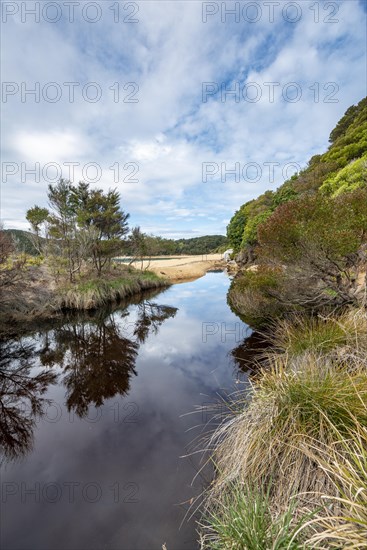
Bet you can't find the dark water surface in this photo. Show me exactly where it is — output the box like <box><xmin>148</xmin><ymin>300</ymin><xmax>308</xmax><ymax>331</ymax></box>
<box><xmin>0</xmin><ymin>272</ymin><xmax>251</xmax><ymax>550</ymax></box>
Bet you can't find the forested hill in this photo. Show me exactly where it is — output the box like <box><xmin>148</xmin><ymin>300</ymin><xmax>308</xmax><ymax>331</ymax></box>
<box><xmin>4</xmin><ymin>229</ymin><xmax>40</xmax><ymax>255</ymax></box>
<box><xmin>227</xmin><ymin>96</ymin><xmax>367</xmax><ymax>254</ymax></box>
<box><xmin>172</xmin><ymin>235</ymin><xmax>227</xmax><ymax>254</ymax></box>
<box><xmin>6</xmin><ymin>229</ymin><xmax>227</xmax><ymax>256</ymax></box>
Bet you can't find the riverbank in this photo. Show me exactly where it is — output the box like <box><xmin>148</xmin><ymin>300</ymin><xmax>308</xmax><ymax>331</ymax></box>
<box><xmin>116</xmin><ymin>254</ymin><xmax>225</xmax><ymax>282</ymax></box>
<box><xmin>199</xmin><ymin>301</ymin><xmax>367</xmax><ymax>548</ymax></box>
<box><xmin>0</xmin><ymin>263</ymin><xmax>169</xmax><ymax>337</ymax></box>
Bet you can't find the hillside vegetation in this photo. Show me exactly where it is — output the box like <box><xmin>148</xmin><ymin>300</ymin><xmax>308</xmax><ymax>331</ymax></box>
<box><xmin>200</xmin><ymin>97</ymin><xmax>367</xmax><ymax>548</ymax></box>
<box><xmin>227</xmin><ymin>97</ymin><xmax>367</xmax><ymax>326</ymax></box>
<box><xmin>227</xmin><ymin>96</ymin><xmax>367</xmax><ymax>256</ymax></box>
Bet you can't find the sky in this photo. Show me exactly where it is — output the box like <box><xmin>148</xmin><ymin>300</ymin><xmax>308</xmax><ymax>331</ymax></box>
<box><xmin>1</xmin><ymin>0</ymin><xmax>366</xmax><ymax>239</ymax></box>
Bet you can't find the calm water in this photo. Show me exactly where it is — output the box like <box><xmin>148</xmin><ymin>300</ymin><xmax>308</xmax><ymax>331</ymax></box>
<box><xmin>0</xmin><ymin>272</ymin><xmax>251</xmax><ymax>550</ymax></box>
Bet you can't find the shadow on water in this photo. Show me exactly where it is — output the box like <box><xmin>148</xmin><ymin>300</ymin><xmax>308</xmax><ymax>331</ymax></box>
<box><xmin>230</xmin><ymin>331</ymin><xmax>273</xmax><ymax>374</ymax></box>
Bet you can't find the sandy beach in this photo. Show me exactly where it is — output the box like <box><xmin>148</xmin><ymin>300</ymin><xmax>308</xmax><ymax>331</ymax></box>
<box><xmin>128</xmin><ymin>254</ymin><xmax>225</xmax><ymax>282</ymax></box>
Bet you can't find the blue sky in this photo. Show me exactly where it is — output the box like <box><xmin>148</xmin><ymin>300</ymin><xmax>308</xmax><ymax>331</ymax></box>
<box><xmin>1</xmin><ymin>0</ymin><xmax>366</xmax><ymax>238</ymax></box>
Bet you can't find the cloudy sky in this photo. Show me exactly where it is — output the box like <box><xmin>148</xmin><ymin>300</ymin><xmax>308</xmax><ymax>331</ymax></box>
<box><xmin>1</xmin><ymin>0</ymin><xmax>366</xmax><ymax>238</ymax></box>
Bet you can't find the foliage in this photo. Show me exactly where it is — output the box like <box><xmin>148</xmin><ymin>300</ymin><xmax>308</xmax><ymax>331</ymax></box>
<box><xmin>124</xmin><ymin>233</ymin><xmax>227</xmax><ymax>256</ymax></box>
<box><xmin>0</xmin><ymin>226</ymin><xmax>27</xmax><ymax>312</ymax></box>
<box><xmin>227</xmin><ymin>209</ymin><xmax>247</xmax><ymax>252</ymax></box>
<box><xmin>174</xmin><ymin>234</ymin><xmax>227</xmax><ymax>255</ymax></box>
<box><xmin>320</xmin><ymin>153</ymin><xmax>367</xmax><ymax>197</ymax></box>
<box><xmin>26</xmin><ymin>179</ymin><xmax>130</xmax><ymax>280</ymax></box>
<box><xmin>227</xmin><ymin>97</ymin><xmax>367</xmax><ymax>254</ymax></box>
<box><xmin>228</xmin><ymin>267</ymin><xmax>287</xmax><ymax>327</ymax></box>
<box><xmin>241</xmin><ymin>210</ymin><xmax>273</xmax><ymax>246</ymax></box>
<box><xmin>255</xmin><ymin>189</ymin><xmax>367</xmax><ymax>310</ymax></box>
<box><xmin>329</xmin><ymin>100</ymin><xmax>365</xmax><ymax>143</ymax></box>
<box><xmin>0</xmin><ymin>228</ymin><xmax>14</xmax><ymax>265</ymax></box>
<box><xmin>3</xmin><ymin>229</ymin><xmax>40</xmax><ymax>256</ymax></box>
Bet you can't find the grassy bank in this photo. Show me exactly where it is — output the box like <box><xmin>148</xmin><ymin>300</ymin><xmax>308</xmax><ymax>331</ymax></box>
<box><xmin>199</xmin><ymin>308</ymin><xmax>367</xmax><ymax>548</ymax></box>
<box><xmin>59</xmin><ymin>270</ymin><xmax>167</xmax><ymax>310</ymax></box>
<box><xmin>0</xmin><ymin>261</ymin><xmax>169</xmax><ymax>336</ymax></box>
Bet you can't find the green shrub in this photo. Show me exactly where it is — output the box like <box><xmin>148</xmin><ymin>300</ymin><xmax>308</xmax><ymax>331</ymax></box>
<box><xmin>228</xmin><ymin>267</ymin><xmax>287</xmax><ymax>327</ymax></box>
<box><xmin>320</xmin><ymin>154</ymin><xmax>367</xmax><ymax>197</ymax></box>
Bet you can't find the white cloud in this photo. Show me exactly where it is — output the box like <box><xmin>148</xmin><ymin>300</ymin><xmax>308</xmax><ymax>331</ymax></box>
<box><xmin>1</xmin><ymin>0</ymin><xmax>366</xmax><ymax>236</ymax></box>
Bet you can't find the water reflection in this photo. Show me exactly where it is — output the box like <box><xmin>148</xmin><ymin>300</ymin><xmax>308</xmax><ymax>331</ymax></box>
<box><xmin>230</xmin><ymin>331</ymin><xmax>272</xmax><ymax>373</ymax></box>
<box><xmin>1</xmin><ymin>273</ymin><xmax>250</xmax><ymax>550</ymax></box>
<box><xmin>0</xmin><ymin>296</ymin><xmax>177</xmax><ymax>459</ymax></box>
<box><xmin>0</xmin><ymin>339</ymin><xmax>57</xmax><ymax>462</ymax></box>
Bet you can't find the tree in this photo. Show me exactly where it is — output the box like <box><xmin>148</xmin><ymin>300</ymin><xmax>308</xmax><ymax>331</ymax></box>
<box><xmin>0</xmin><ymin>225</ymin><xmax>27</xmax><ymax>318</ymax></box>
<box><xmin>26</xmin><ymin>205</ymin><xmax>49</xmax><ymax>255</ymax></box>
<box><xmin>46</xmin><ymin>179</ymin><xmax>81</xmax><ymax>281</ymax></box>
<box><xmin>128</xmin><ymin>226</ymin><xmax>147</xmax><ymax>267</ymax></box>
<box><xmin>78</xmin><ymin>187</ymin><xmax>129</xmax><ymax>275</ymax></box>
<box><xmin>227</xmin><ymin>209</ymin><xmax>247</xmax><ymax>252</ymax></box>
<box><xmin>27</xmin><ymin>179</ymin><xmax>130</xmax><ymax>280</ymax></box>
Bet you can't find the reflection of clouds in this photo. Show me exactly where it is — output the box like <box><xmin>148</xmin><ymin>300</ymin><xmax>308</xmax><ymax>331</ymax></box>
<box><xmin>1</xmin><ymin>273</ymin><xmax>248</xmax><ymax>550</ymax></box>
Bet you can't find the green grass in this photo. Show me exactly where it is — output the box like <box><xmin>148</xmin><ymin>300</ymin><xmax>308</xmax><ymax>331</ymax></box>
<box><xmin>266</xmin><ymin>309</ymin><xmax>367</xmax><ymax>365</ymax></box>
<box><xmin>258</xmin><ymin>359</ymin><xmax>367</xmax><ymax>437</ymax></box>
<box><xmin>59</xmin><ymin>270</ymin><xmax>168</xmax><ymax>310</ymax></box>
<box><xmin>200</xmin><ymin>483</ymin><xmax>310</xmax><ymax>550</ymax></box>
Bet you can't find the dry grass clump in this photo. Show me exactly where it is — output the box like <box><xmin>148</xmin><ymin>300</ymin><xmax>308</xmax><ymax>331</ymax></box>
<box><xmin>205</xmin><ymin>354</ymin><xmax>367</xmax><ymax>512</ymax></box>
<box><xmin>302</xmin><ymin>419</ymin><xmax>367</xmax><ymax>548</ymax></box>
<box><xmin>266</xmin><ymin>308</ymin><xmax>367</xmax><ymax>367</ymax></box>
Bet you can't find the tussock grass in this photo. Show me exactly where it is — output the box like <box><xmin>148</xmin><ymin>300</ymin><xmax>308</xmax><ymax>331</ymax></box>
<box><xmin>266</xmin><ymin>309</ymin><xmax>367</xmax><ymax>367</ymax></box>
<box><xmin>303</xmin><ymin>419</ymin><xmax>367</xmax><ymax>548</ymax></box>
<box><xmin>59</xmin><ymin>271</ymin><xmax>168</xmax><ymax>310</ymax></box>
<box><xmin>204</xmin><ymin>354</ymin><xmax>367</xmax><ymax>512</ymax></box>
<box><xmin>199</xmin><ymin>482</ymin><xmax>310</xmax><ymax>550</ymax></box>
<box><xmin>199</xmin><ymin>305</ymin><xmax>367</xmax><ymax>548</ymax></box>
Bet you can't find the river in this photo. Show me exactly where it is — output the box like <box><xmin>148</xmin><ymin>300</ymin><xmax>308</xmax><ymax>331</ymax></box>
<box><xmin>0</xmin><ymin>272</ymin><xmax>252</xmax><ymax>550</ymax></box>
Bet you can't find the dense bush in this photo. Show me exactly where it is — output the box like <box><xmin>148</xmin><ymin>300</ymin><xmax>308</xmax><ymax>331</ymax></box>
<box><xmin>320</xmin><ymin>153</ymin><xmax>367</xmax><ymax>197</ymax></box>
<box><xmin>228</xmin><ymin>267</ymin><xmax>287</xmax><ymax>327</ymax></box>
<box><xmin>226</xmin><ymin>97</ymin><xmax>367</xmax><ymax>253</ymax></box>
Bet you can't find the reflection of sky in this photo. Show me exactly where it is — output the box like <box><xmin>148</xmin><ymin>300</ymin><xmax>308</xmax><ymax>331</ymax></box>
<box><xmin>1</xmin><ymin>273</ymin><xmax>249</xmax><ymax>550</ymax></box>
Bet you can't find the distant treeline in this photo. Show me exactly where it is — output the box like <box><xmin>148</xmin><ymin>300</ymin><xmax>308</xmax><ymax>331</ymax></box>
<box><xmin>6</xmin><ymin>229</ymin><xmax>227</xmax><ymax>257</ymax></box>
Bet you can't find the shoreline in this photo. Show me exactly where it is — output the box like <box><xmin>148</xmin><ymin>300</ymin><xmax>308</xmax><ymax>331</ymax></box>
<box><xmin>0</xmin><ymin>267</ymin><xmax>170</xmax><ymax>339</ymax></box>
<box><xmin>1</xmin><ymin>255</ymin><xmax>227</xmax><ymax>338</ymax></box>
<box><xmin>139</xmin><ymin>254</ymin><xmax>226</xmax><ymax>282</ymax></box>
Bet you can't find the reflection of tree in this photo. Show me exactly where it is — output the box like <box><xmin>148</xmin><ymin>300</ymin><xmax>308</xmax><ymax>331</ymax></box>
<box><xmin>56</xmin><ymin>318</ymin><xmax>139</xmax><ymax>417</ymax></box>
<box><xmin>132</xmin><ymin>301</ymin><xmax>178</xmax><ymax>343</ymax></box>
<box><xmin>0</xmin><ymin>340</ymin><xmax>57</xmax><ymax>463</ymax></box>
<box><xmin>38</xmin><ymin>299</ymin><xmax>178</xmax><ymax>418</ymax></box>
<box><xmin>0</xmin><ymin>295</ymin><xmax>178</xmax><ymax>460</ymax></box>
